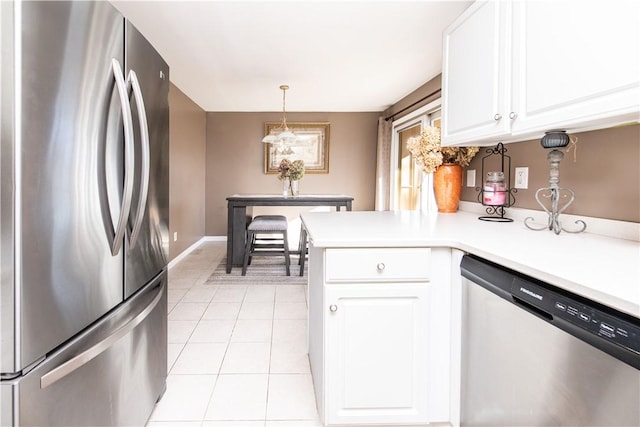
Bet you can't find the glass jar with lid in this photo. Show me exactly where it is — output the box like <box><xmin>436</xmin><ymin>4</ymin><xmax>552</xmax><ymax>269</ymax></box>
<box><xmin>483</xmin><ymin>171</ymin><xmax>507</xmax><ymax>206</ymax></box>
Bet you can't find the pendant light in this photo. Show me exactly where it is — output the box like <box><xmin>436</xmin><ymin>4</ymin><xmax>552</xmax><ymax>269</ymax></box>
<box><xmin>262</xmin><ymin>85</ymin><xmax>306</xmax><ymax>145</ymax></box>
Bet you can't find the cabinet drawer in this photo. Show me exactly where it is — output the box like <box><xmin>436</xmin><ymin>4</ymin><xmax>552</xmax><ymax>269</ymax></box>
<box><xmin>325</xmin><ymin>248</ymin><xmax>430</xmax><ymax>282</ymax></box>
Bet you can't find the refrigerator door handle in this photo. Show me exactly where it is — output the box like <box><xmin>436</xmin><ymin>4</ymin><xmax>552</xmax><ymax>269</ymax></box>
<box><xmin>127</xmin><ymin>69</ymin><xmax>150</xmax><ymax>249</ymax></box>
<box><xmin>39</xmin><ymin>283</ymin><xmax>164</xmax><ymax>389</ymax></box>
<box><xmin>109</xmin><ymin>58</ymin><xmax>136</xmax><ymax>256</ymax></box>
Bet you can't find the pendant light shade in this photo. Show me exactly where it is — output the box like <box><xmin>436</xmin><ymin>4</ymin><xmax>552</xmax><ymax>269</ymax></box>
<box><xmin>262</xmin><ymin>85</ymin><xmax>308</xmax><ymax>146</ymax></box>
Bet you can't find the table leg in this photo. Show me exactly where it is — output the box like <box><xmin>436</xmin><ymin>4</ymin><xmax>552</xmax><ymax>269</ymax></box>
<box><xmin>227</xmin><ymin>205</ymin><xmax>254</xmax><ymax>272</ymax></box>
<box><xmin>234</xmin><ymin>208</ymin><xmax>252</xmax><ymax>267</ymax></box>
<box><xmin>226</xmin><ymin>205</ymin><xmax>235</xmax><ymax>273</ymax></box>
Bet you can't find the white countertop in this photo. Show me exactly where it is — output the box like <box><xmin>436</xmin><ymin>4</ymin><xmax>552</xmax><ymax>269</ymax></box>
<box><xmin>300</xmin><ymin>210</ymin><xmax>640</xmax><ymax>318</ymax></box>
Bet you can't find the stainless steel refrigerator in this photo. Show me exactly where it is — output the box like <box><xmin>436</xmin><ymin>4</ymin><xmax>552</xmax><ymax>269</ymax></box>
<box><xmin>1</xmin><ymin>1</ymin><xmax>169</xmax><ymax>425</ymax></box>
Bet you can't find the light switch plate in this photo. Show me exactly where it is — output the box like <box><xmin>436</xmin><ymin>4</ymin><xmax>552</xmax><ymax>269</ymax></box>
<box><xmin>515</xmin><ymin>167</ymin><xmax>529</xmax><ymax>189</ymax></box>
<box><xmin>466</xmin><ymin>170</ymin><xmax>476</xmax><ymax>187</ymax></box>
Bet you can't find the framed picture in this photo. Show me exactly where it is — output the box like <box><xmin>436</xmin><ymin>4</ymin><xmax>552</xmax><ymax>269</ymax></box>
<box><xmin>264</xmin><ymin>122</ymin><xmax>330</xmax><ymax>174</ymax></box>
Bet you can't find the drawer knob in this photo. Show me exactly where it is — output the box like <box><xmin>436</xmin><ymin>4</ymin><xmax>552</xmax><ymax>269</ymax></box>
<box><xmin>376</xmin><ymin>262</ymin><xmax>386</xmax><ymax>272</ymax></box>
<box><xmin>509</xmin><ymin>111</ymin><xmax>517</xmax><ymax>119</ymax></box>
<box><xmin>493</xmin><ymin>113</ymin><xmax>502</xmax><ymax>121</ymax></box>
<box><xmin>329</xmin><ymin>304</ymin><xmax>338</xmax><ymax>312</ymax></box>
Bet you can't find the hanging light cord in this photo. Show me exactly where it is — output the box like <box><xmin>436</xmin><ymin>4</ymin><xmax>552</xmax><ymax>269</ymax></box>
<box><xmin>280</xmin><ymin>85</ymin><xmax>289</xmax><ymax>130</ymax></box>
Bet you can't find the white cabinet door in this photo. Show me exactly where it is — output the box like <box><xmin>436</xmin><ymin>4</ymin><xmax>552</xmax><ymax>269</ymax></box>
<box><xmin>510</xmin><ymin>1</ymin><xmax>640</xmax><ymax>135</ymax></box>
<box><xmin>442</xmin><ymin>0</ymin><xmax>511</xmax><ymax>146</ymax></box>
<box><xmin>324</xmin><ymin>284</ymin><xmax>429</xmax><ymax>425</ymax></box>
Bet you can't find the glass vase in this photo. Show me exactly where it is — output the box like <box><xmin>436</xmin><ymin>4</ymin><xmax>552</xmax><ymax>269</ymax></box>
<box><xmin>282</xmin><ymin>178</ymin><xmax>300</xmax><ymax>197</ymax></box>
<box><xmin>290</xmin><ymin>179</ymin><xmax>300</xmax><ymax>196</ymax></box>
<box><xmin>420</xmin><ymin>172</ymin><xmax>438</xmax><ymax>214</ymax></box>
<box><xmin>282</xmin><ymin>178</ymin><xmax>291</xmax><ymax>197</ymax></box>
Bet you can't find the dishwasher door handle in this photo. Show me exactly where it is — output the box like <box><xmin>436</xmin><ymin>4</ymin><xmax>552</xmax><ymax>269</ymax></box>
<box><xmin>512</xmin><ymin>295</ymin><xmax>553</xmax><ymax>321</ymax></box>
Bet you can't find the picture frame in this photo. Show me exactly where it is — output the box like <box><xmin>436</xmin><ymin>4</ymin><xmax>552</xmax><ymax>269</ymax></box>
<box><xmin>264</xmin><ymin>122</ymin><xmax>330</xmax><ymax>174</ymax></box>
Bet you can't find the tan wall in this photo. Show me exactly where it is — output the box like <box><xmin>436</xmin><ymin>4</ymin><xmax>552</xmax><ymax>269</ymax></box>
<box><xmin>205</xmin><ymin>112</ymin><xmax>380</xmax><ymax>236</ymax></box>
<box><xmin>169</xmin><ymin>83</ymin><xmax>207</xmax><ymax>260</ymax></box>
<box><xmin>460</xmin><ymin>124</ymin><xmax>640</xmax><ymax>222</ymax></box>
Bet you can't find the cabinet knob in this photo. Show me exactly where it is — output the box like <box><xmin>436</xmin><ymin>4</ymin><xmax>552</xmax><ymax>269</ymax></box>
<box><xmin>493</xmin><ymin>113</ymin><xmax>502</xmax><ymax>121</ymax></box>
<box><xmin>376</xmin><ymin>262</ymin><xmax>386</xmax><ymax>272</ymax></box>
<box><xmin>509</xmin><ymin>112</ymin><xmax>517</xmax><ymax>120</ymax></box>
<box><xmin>329</xmin><ymin>304</ymin><xmax>338</xmax><ymax>313</ymax></box>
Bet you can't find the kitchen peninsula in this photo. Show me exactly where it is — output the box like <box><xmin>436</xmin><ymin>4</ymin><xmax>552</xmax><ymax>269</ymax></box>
<box><xmin>301</xmin><ymin>210</ymin><xmax>639</xmax><ymax>426</ymax></box>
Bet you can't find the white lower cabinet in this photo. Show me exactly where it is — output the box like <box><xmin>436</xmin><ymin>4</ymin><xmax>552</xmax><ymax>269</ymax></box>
<box><xmin>308</xmin><ymin>246</ymin><xmax>452</xmax><ymax>426</ymax></box>
<box><xmin>325</xmin><ymin>284</ymin><xmax>429</xmax><ymax>425</ymax></box>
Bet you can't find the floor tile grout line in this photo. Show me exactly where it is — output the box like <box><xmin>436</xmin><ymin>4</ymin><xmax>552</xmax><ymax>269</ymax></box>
<box><xmin>201</xmin><ymin>281</ymin><xmax>276</xmax><ymax>423</ymax></box>
<box><xmin>264</xmin><ymin>291</ymin><xmax>278</xmax><ymax>422</ymax></box>
<box><xmin>158</xmin><ymin>247</ymin><xmax>210</xmax><ymax>423</ymax></box>
<box><xmin>170</xmin><ymin>246</ymin><xmax>229</xmax><ymax>424</ymax></box>
<box><xmin>201</xmin><ymin>283</ymin><xmax>246</xmax><ymax>411</ymax></box>
<box><xmin>167</xmin><ymin>259</ymin><xmax>205</xmax><ymax>373</ymax></box>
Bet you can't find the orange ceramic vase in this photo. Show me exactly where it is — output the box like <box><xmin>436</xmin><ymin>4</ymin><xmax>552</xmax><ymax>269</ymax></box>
<box><xmin>433</xmin><ymin>163</ymin><xmax>463</xmax><ymax>213</ymax></box>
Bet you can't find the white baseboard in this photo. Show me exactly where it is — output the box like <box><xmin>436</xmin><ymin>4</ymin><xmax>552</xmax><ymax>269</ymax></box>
<box><xmin>202</xmin><ymin>235</ymin><xmax>226</xmax><ymax>242</ymax></box>
<box><xmin>459</xmin><ymin>201</ymin><xmax>640</xmax><ymax>241</ymax></box>
<box><xmin>168</xmin><ymin>236</ymin><xmax>227</xmax><ymax>269</ymax></box>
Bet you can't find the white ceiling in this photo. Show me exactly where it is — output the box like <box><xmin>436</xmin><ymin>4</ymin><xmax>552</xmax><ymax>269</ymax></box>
<box><xmin>110</xmin><ymin>1</ymin><xmax>471</xmax><ymax>112</ymax></box>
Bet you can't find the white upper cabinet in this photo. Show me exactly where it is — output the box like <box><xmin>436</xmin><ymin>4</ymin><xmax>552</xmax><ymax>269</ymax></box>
<box><xmin>442</xmin><ymin>1</ymin><xmax>511</xmax><ymax>145</ymax></box>
<box><xmin>442</xmin><ymin>0</ymin><xmax>640</xmax><ymax>146</ymax></box>
<box><xmin>510</xmin><ymin>1</ymin><xmax>640</xmax><ymax>135</ymax></box>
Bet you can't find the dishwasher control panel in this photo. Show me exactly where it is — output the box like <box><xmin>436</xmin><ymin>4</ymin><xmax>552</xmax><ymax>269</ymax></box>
<box><xmin>552</xmin><ymin>298</ymin><xmax>640</xmax><ymax>355</ymax></box>
<box><xmin>512</xmin><ymin>277</ymin><xmax>640</xmax><ymax>356</ymax></box>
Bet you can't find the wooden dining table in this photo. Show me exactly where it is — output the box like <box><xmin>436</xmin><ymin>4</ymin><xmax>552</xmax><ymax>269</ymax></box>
<box><xmin>226</xmin><ymin>194</ymin><xmax>353</xmax><ymax>273</ymax></box>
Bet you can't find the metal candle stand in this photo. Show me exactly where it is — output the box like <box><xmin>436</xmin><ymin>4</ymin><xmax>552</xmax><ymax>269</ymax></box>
<box><xmin>524</xmin><ymin>131</ymin><xmax>587</xmax><ymax>234</ymax></box>
<box><xmin>475</xmin><ymin>143</ymin><xmax>517</xmax><ymax>222</ymax></box>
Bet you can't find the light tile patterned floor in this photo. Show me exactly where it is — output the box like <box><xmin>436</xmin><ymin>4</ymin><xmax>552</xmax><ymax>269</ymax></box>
<box><xmin>147</xmin><ymin>241</ymin><xmax>322</xmax><ymax>427</ymax></box>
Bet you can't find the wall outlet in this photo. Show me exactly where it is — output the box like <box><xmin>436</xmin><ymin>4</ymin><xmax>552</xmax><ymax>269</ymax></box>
<box><xmin>515</xmin><ymin>167</ymin><xmax>529</xmax><ymax>189</ymax></box>
<box><xmin>173</xmin><ymin>232</ymin><xmax>178</xmax><ymax>242</ymax></box>
<box><xmin>466</xmin><ymin>169</ymin><xmax>476</xmax><ymax>187</ymax></box>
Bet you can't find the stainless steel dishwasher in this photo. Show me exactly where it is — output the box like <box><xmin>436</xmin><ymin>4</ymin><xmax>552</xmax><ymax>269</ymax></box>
<box><xmin>460</xmin><ymin>254</ymin><xmax>640</xmax><ymax>426</ymax></box>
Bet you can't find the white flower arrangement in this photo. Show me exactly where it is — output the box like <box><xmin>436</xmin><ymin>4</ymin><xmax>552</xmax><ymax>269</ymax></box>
<box><xmin>406</xmin><ymin>126</ymin><xmax>478</xmax><ymax>173</ymax></box>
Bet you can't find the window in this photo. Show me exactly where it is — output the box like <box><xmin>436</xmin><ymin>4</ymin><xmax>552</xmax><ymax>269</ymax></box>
<box><xmin>390</xmin><ymin>101</ymin><xmax>441</xmax><ymax>211</ymax></box>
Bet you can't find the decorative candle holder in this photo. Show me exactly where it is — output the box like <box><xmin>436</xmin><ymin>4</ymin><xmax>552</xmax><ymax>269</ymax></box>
<box><xmin>475</xmin><ymin>143</ymin><xmax>517</xmax><ymax>222</ymax></box>
<box><xmin>524</xmin><ymin>131</ymin><xmax>587</xmax><ymax>234</ymax></box>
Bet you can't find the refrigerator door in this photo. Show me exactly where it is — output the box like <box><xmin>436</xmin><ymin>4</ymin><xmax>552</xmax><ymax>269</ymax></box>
<box><xmin>124</xmin><ymin>22</ymin><xmax>170</xmax><ymax>298</ymax></box>
<box><xmin>4</xmin><ymin>1</ymin><xmax>126</xmax><ymax>374</ymax></box>
<box><xmin>1</xmin><ymin>0</ymin><xmax>17</xmax><ymax>378</ymax></box>
<box><xmin>2</xmin><ymin>273</ymin><xmax>167</xmax><ymax>427</ymax></box>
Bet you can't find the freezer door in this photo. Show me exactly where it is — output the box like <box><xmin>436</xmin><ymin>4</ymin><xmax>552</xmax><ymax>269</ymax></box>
<box><xmin>124</xmin><ymin>21</ymin><xmax>169</xmax><ymax>298</ymax></box>
<box><xmin>6</xmin><ymin>1</ymin><xmax>126</xmax><ymax>374</ymax></box>
<box><xmin>2</xmin><ymin>273</ymin><xmax>167</xmax><ymax>427</ymax></box>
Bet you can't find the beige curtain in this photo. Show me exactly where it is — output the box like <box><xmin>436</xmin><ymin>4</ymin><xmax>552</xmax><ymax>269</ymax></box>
<box><xmin>374</xmin><ymin>116</ymin><xmax>393</xmax><ymax>211</ymax></box>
